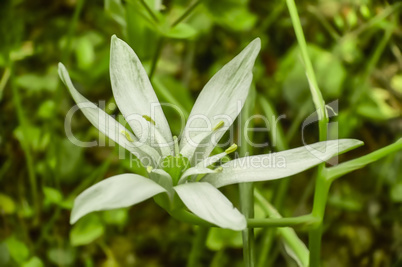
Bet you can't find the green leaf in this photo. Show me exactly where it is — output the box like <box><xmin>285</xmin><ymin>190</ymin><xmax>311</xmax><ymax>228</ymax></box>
<box><xmin>204</xmin><ymin>0</ymin><xmax>257</xmax><ymax>31</ymax></box>
<box><xmin>70</xmin><ymin>214</ymin><xmax>105</xmax><ymax>246</ymax></box>
<box><xmin>279</xmin><ymin>45</ymin><xmax>346</xmax><ymax>108</ymax></box>
<box><xmin>326</xmin><ymin>138</ymin><xmax>402</xmax><ymax>182</ymax></box>
<box><xmin>43</xmin><ymin>187</ymin><xmax>63</xmax><ymax>206</ymax></box>
<box><xmin>391</xmin><ymin>74</ymin><xmax>402</xmax><ymax>94</ymax></box>
<box><xmin>105</xmin><ymin>0</ymin><xmax>126</xmax><ymax>27</ymax></box>
<box><xmin>37</xmin><ymin>100</ymin><xmax>56</xmax><ymax>119</ymax></box>
<box><xmin>14</xmin><ymin>125</ymin><xmax>49</xmax><ymax>152</ymax></box>
<box><xmin>22</xmin><ymin>257</ymin><xmax>44</xmax><ymax>267</ymax></box>
<box><xmin>391</xmin><ymin>183</ymin><xmax>402</xmax><ymax>203</ymax></box>
<box><xmin>254</xmin><ymin>189</ymin><xmax>309</xmax><ymax>267</ymax></box>
<box><xmin>0</xmin><ymin>193</ymin><xmax>16</xmax><ymax>214</ymax></box>
<box><xmin>5</xmin><ymin>236</ymin><xmax>29</xmax><ymax>264</ymax></box>
<box><xmin>0</xmin><ymin>242</ymin><xmax>10</xmax><ymax>266</ymax></box>
<box><xmin>102</xmin><ymin>208</ymin><xmax>129</xmax><ymax>226</ymax></box>
<box><xmin>47</xmin><ymin>247</ymin><xmax>75</xmax><ymax>265</ymax></box>
<box><xmin>163</xmin><ymin>23</ymin><xmax>197</xmax><ymax>39</ymax></box>
<box><xmin>57</xmin><ymin>139</ymin><xmax>83</xmax><ymax>179</ymax></box>
<box><xmin>75</xmin><ymin>36</ymin><xmax>96</xmax><ymax>70</ymax></box>
<box><xmin>206</xmin><ymin>228</ymin><xmax>243</xmax><ymax>250</ymax></box>
<box><xmin>16</xmin><ymin>71</ymin><xmax>58</xmax><ymax>93</ymax></box>
<box><xmin>357</xmin><ymin>88</ymin><xmax>400</xmax><ymax>121</ymax></box>
<box><xmin>152</xmin><ymin>75</ymin><xmax>193</xmax><ymax>115</ymax></box>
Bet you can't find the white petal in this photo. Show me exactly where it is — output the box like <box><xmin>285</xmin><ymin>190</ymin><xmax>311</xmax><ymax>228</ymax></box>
<box><xmin>178</xmin><ymin>167</ymin><xmax>216</xmax><ymax>184</ymax></box>
<box><xmin>70</xmin><ymin>174</ymin><xmax>166</xmax><ymax>224</ymax></box>
<box><xmin>110</xmin><ymin>35</ymin><xmax>173</xmax><ymax>153</ymax></box>
<box><xmin>180</xmin><ymin>128</ymin><xmax>220</xmax><ymax>164</ymax></box>
<box><xmin>174</xmin><ymin>182</ymin><xmax>246</xmax><ymax>230</ymax></box>
<box><xmin>147</xmin><ymin>121</ymin><xmax>173</xmax><ymax>157</ymax></box>
<box><xmin>178</xmin><ymin>152</ymin><xmax>228</xmax><ymax>184</ymax></box>
<box><xmin>202</xmin><ymin>139</ymin><xmax>364</xmax><ymax>188</ymax></box>
<box><xmin>149</xmin><ymin>169</ymin><xmax>174</xmax><ymax>192</ymax></box>
<box><xmin>58</xmin><ymin>63</ymin><xmax>161</xmax><ymax>165</ymax></box>
<box><xmin>180</xmin><ymin>38</ymin><xmax>261</xmax><ymax>160</ymax></box>
<box><xmin>196</xmin><ymin>151</ymin><xmax>228</xmax><ymax>168</ymax></box>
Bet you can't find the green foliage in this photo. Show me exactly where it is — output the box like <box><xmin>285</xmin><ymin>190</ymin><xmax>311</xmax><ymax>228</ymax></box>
<box><xmin>0</xmin><ymin>0</ymin><xmax>401</xmax><ymax>266</ymax></box>
<box><xmin>70</xmin><ymin>214</ymin><xmax>105</xmax><ymax>246</ymax></box>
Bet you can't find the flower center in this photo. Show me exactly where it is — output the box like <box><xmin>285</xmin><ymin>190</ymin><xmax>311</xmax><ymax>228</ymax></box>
<box><xmin>162</xmin><ymin>136</ymin><xmax>190</xmax><ymax>185</ymax></box>
<box><xmin>161</xmin><ymin>154</ymin><xmax>190</xmax><ymax>185</ymax></box>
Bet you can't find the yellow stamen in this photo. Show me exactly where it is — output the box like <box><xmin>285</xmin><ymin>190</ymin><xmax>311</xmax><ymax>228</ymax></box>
<box><xmin>146</xmin><ymin>166</ymin><xmax>153</xmax><ymax>173</ymax></box>
<box><xmin>121</xmin><ymin>130</ymin><xmax>134</xmax><ymax>142</ymax></box>
<box><xmin>212</xmin><ymin>121</ymin><xmax>224</xmax><ymax>131</ymax></box>
<box><xmin>142</xmin><ymin>115</ymin><xmax>156</xmax><ymax>125</ymax></box>
<box><xmin>225</xmin><ymin>143</ymin><xmax>238</xmax><ymax>154</ymax></box>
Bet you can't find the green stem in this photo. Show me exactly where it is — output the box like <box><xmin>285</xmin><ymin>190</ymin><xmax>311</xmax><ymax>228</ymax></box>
<box><xmin>327</xmin><ymin>138</ymin><xmax>402</xmax><ymax>182</ymax></box>
<box><xmin>256</xmin><ymin>228</ymin><xmax>276</xmax><ymax>267</ymax></box>
<box><xmin>152</xmin><ymin>78</ymin><xmax>190</xmax><ymax>116</ymax></box>
<box><xmin>240</xmin><ymin>183</ymin><xmax>255</xmax><ymax>267</ymax></box>
<box><xmin>187</xmin><ymin>226</ymin><xmax>209</xmax><ymax>267</ymax></box>
<box><xmin>285</xmin><ymin>0</ymin><xmax>328</xmax><ymax>141</ymax></box>
<box><xmin>350</xmin><ymin>14</ymin><xmax>396</xmax><ymax>105</ymax></box>
<box><xmin>311</xmin><ymin>168</ymin><xmax>331</xmax><ymax>219</ymax></box>
<box><xmin>149</xmin><ymin>37</ymin><xmax>165</xmax><ymax>80</ymax></box>
<box><xmin>10</xmin><ymin>64</ymin><xmax>39</xmax><ymax>224</ymax></box>
<box><xmin>307</xmin><ymin>5</ymin><xmax>340</xmax><ymax>40</ymax></box>
<box><xmin>258</xmin><ymin>96</ymin><xmax>289</xmax><ymax>265</ymax></box>
<box><xmin>308</xmin><ymin>226</ymin><xmax>323</xmax><ymax>267</ymax></box>
<box><xmin>172</xmin><ymin>0</ymin><xmax>203</xmax><ymax>27</ymax></box>
<box><xmin>0</xmin><ymin>67</ymin><xmax>11</xmax><ymax>100</ymax></box>
<box><xmin>247</xmin><ymin>215</ymin><xmax>319</xmax><ymax>228</ymax></box>
<box><xmin>285</xmin><ymin>101</ymin><xmax>311</xmax><ymax>142</ymax></box>
<box><xmin>239</xmin><ymin>87</ymin><xmax>256</xmax><ymax>267</ymax></box>
<box><xmin>255</xmin><ymin>189</ymin><xmax>310</xmax><ymax>267</ymax></box>
<box><xmin>62</xmin><ymin>0</ymin><xmax>85</xmax><ymax>64</ymax></box>
<box><xmin>309</xmin><ymin>167</ymin><xmax>331</xmax><ymax>267</ymax></box>
<box><xmin>139</xmin><ymin>0</ymin><xmax>160</xmax><ymax>23</ymax></box>
<box><xmin>349</xmin><ymin>3</ymin><xmax>400</xmax><ymax>37</ymax></box>
<box><xmin>286</xmin><ymin>2</ymin><xmax>330</xmax><ymax>266</ymax></box>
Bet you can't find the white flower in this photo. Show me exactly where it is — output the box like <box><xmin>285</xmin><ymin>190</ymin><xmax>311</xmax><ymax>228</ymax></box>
<box><xmin>58</xmin><ymin>36</ymin><xmax>363</xmax><ymax>231</ymax></box>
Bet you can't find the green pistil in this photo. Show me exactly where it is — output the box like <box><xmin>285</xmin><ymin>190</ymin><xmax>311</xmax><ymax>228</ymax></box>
<box><xmin>162</xmin><ymin>154</ymin><xmax>190</xmax><ymax>185</ymax></box>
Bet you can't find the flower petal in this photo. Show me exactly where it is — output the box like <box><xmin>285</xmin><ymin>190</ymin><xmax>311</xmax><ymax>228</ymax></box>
<box><xmin>149</xmin><ymin>169</ymin><xmax>174</xmax><ymax>192</ymax></box>
<box><xmin>58</xmin><ymin>63</ymin><xmax>161</xmax><ymax>166</ymax></box>
<box><xmin>180</xmin><ymin>38</ymin><xmax>261</xmax><ymax>161</ymax></box>
<box><xmin>174</xmin><ymin>182</ymin><xmax>246</xmax><ymax>230</ymax></box>
<box><xmin>110</xmin><ymin>35</ymin><xmax>173</xmax><ymax>154</ymax></box>
<box><xmin>180</xmin><ymin>127</ymin><xmax>221</xmax><ymax>164</ymax></box>
<box><xmin>70</xmin><ymin>174</ymin><xmax>166</xmax><ymax>224</ymax></box>
<box><xmin>178</xmin><ymin>167</ymin><xmax>216</xmax><ymax>184</ymax></box>
<box><xmin>202</xmin><ymin>139</ymin><xmax>364</xmax><ymax>188</ymax></box>
<box><xmin>178</xmin><ymin>151</ymin><xmax>228</xmax><ymax>184</ymax></box>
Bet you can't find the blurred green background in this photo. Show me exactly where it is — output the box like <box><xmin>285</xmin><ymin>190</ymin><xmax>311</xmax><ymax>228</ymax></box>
<box><xmin>0</xmin><ymin>0</ymin><xmax>401</xmax><ymax>266</ymax></box>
